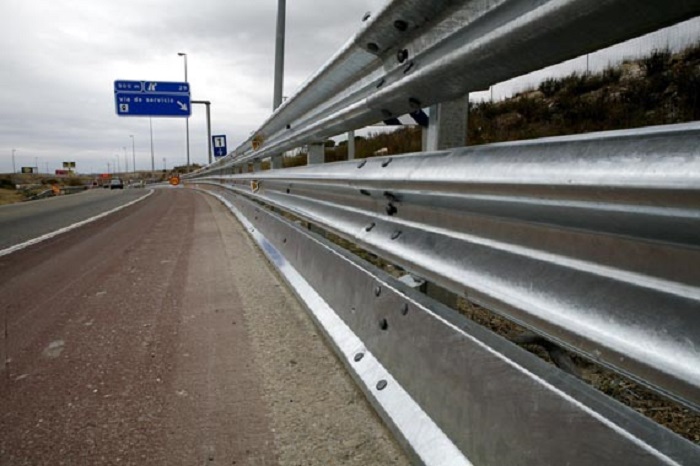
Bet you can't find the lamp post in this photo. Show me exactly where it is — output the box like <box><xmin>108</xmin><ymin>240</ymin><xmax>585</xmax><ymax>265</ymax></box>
<box><xmin>177</xmin><ymin>52</ymin><xmax>190</xmax><ymax>171</ymax></box>
<box><xmin>123</xmin><ymin>146</ymin><xmax>128</xmax><ymax>173</ymax></box>
<box><xmin>273</xmin><ymin>0</ymin><xmax>286</xmax><ymax>110</ymax></box>
<box><xmin>129</xmin><ymin>135</ymin><xmax>136</xmax><ymax>173</ymax></box>
<box><xmin>115</xmin><ymin>155</ymin><xmax>120</xmax><ymax>173</ymax></box>
<box><xmin>11</xmin><ymin>149</ymin><xmax>16</xmax><ymax>174</ymax></box>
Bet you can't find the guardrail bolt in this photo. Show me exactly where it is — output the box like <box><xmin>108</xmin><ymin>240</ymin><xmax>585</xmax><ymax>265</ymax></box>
<box><xmin>381</xmin><ymin>158</ymin><xmax>393</xmax><ymax>168</ymax></box>
<box><xmin>360</xmin><ymin>189</ymin><xmax>371</xmax><ymax>196</ymax></box>
<box><xmin>357</xmin><ymin>160</ymin><xmax>367</xmax><ymax>169</ymax></box>
<box><xmin>365</xmin><ymin>222</ymin><xmax>376</xmax><ymax>232</ymax></box>
<box><xmin>400</xmin><ymin>303</ymin><xmax>409</xmax><ymax>315</ymax></box>
<box><xmin>374</xmin><ymin>285</ymin><xmax>382</xmax><ymax>297</ymax></box>
<box><xmin>397</xmin><ymin>49</ymin><xmax>409</xmax><ymax>63</ymax></box>
<box><xmin>376</xmin><ymin>78</ymin><xmax>386</xmax><ymax>88</ymax></box>
<box><xmin>379</xmin><ymin>318</ymin><xmax>388</xmax><ymax>331</ymax></box>
<box><xmin>386</xmin><ymin>203</ymin><xmax>398</xmax><ymax>216</ymax></box>
<box><xmin>354</xmin><ymin>352</ymin><xmax>365</xmax><ymax>362</ymax></box>
<box><xmin>394</xmin><ymin>20</ymin><xmax>408</xmax><ymax>31</ymax></box>
<box><xmin>376</xmin><ymin>380</ymin><xmax>388</xmax><ymax>390</ymax></box>
<box><xmin>362</xmin><ymin>12</ymin><xmax>371</xmax><ymax>22</ymax></box>
<box><xmin>403</xmin><ymin>61</ymin><xmax>414</xmax><ymax>74</ymax></box>
<box><xmin>391</xmin><ymin>230</ymin><xmax>402</xmax><ymax>240</ymax></box>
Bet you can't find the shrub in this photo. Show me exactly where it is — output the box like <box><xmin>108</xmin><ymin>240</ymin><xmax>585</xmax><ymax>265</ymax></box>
<box><xmin>539</xmin><ymin>78</ymin><xmax>561</xmax><ymax>97</ymax></box>
<box><xmin>641</xmin><ymin>49</ymin><xmax>671</xmax><ymax>76</ymax></box>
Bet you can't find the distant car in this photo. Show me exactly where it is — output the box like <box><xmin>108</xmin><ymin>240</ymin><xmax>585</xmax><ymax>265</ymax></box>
<box><xmin>110</xmin><ymin>178</ymin><xmax>124</xmax><ymax>190</ymax></box>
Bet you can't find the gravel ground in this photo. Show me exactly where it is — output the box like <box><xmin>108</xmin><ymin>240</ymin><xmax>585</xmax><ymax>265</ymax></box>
<box><xmin>203</xmin><ymin>193</ymin><xmax>411</xmax><ymax>466</ymax></box>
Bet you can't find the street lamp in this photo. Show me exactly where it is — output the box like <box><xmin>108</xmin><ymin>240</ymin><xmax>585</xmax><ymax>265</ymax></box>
<box><xmin>273</xmin><ymin>0</ymin><xmax>286</xmax><ymax>110</ymax></box>
<box><xmin>129</xmin><ymin>135</ymin><xmax>136</xmax><ymax>173</ymax></box>
<box><xmin>177</xmin><ymin>52</ymin><xmax>190</xmax><ymax>172</ymax></box>
<box><xmin>11</xmin><ymin>149</ymin><xmax>16</xmax><ymax>174</ymax></box>
<box><xmin>123</xmin><ymin>146</ymin><xmax>128</xmax><ymax>173</ymax></box>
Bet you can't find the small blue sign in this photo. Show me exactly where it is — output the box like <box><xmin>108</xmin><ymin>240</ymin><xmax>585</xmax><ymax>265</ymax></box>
<box><xmin>114</xmin><ymin>80</ymin><xmax>191</xmax><ymax>118</ymax></box>
<box><xmin>213</xmin><ymin>135</ymin><xmax>227</xmax><ymax>158</ymax></box>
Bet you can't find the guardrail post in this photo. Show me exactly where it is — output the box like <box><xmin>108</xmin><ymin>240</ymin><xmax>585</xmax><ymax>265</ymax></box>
<box><xmin>271</xmin><ymin>155</ymin><xmax>283</xmax><ymax>169</ymax></box>
<box><xmin>308</xmin><ymin>143</ymin><xmax>324</xmax><ymax>164</ymax></box>
<box><xmin>253</xmin><ymin>160</ymin><xmax>262</xmax><ymax>172</ymax></box>
<box><xmin>423</xmin><ymin>96</ymin><xmax>469</xmax><ymax>151</ymax></box>
<box><xmin>347</xmin><ymin>131</ymin><xmax>356</xmax><ymax>160</ymax></box>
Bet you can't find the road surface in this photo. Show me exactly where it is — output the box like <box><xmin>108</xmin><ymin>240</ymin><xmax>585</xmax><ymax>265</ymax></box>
<box><xmin>0</xmin><ymin>187</ymin><xmax>408</xmax><ymax>465</ymax></box>
<box><xmin>0</xmin><ymin>188</ymin><xmax>150</xmax><ymax>251</ymax></box>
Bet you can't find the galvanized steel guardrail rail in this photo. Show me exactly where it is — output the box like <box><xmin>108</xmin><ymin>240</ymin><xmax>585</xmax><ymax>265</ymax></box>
<box><xmin>191</xmin><ymin>0</ymin><xmax>700</xmax><ymax>171</ymax></box>
<box><xmin>185</xmin><ymin>0</ymin><xmax>700</xmax><ymax>464</ymax></box>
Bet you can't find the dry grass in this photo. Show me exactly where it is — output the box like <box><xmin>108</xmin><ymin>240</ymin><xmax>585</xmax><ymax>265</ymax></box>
<box><xmin>0</xmin><ymin>188</ymin><xmax>24</xmax><ymax>205</ymax></box>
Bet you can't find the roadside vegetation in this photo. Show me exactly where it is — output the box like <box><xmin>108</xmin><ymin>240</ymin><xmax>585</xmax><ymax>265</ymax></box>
<box><xmin>469</xmin><ymin>45</ymin><xmax>700</xmax><ymax>144</ymax></box>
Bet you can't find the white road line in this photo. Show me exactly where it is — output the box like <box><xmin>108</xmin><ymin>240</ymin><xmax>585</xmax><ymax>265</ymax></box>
<box><xmin>0</xmin><ymin>190</ymin><xmax>154</xmax><ymax>258</ymax></box>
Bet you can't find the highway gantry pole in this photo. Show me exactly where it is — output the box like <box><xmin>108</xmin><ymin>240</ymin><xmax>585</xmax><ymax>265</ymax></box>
<box><xmin>178</xmin><ymin>52</ymin><xmax>190</xmax><ymax>172</ymax></box>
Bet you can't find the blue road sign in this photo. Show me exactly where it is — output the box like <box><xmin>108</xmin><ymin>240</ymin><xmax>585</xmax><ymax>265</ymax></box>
<box><xmin>114</xmin><ymin>80</ymin><xmax>191</xmax><ymax>118</ymax></box>
<box><xmin>213</xmin><ymin>135</ymin><xmax>227</xmax><ymax>158</ymax></box>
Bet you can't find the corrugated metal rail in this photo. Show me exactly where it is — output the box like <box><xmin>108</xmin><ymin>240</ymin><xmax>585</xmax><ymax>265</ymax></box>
<box><xmin>192</xmin><ymin>0</ymin><xmax>700</xmax><ymax>171</ymax></box>
<box><xmin>184</xmin><ymin>0</ymin><xmax>700</xmax><ymax>464</ymax></box>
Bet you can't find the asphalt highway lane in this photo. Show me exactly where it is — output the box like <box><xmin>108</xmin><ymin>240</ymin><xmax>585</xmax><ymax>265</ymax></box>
<box><xmin>0</xmin><ymin>188</ymin><xmax>150</xmax><ymax>251</ymax></box>
<box><xmin>0</xmin><ymin>188</ymin><xmax>407</xmax><ymax>465</ymax></box>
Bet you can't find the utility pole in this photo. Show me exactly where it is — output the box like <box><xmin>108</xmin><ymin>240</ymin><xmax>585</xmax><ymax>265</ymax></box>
<box><xmin>273</xmin><ymin>0</ymin><xmax>286</xmax><ymax>110</ymax></box>
<box><xmin>177</xmin><ymin>52</ymin><xmax>190</xmax><ymax>171</ymax></box>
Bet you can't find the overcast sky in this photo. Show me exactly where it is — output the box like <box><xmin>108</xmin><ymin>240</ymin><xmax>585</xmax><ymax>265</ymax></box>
<box><xmin>1</xmin><ymin>1</ymin><xmax>698</xmax><ymax>176</ymax></box>
<box><xmin>0</xmin><ymin>0</ymin><xmax>387</xmax><ymax>174</ymax></box>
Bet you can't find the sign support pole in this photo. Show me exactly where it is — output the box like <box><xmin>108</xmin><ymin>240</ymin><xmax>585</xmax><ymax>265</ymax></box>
<box><xmin>193</xmin><ymin>100</ymin><xmax>212</xmax><ymax>165</ymax></box>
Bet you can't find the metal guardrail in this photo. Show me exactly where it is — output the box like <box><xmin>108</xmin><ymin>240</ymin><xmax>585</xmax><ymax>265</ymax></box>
<box><xmin>190</xmin><ymin>0</ymin><xmax>700</xmax><ymax>174</ymax></box>
<box><xmin>197</xmin><ymin>123</ymin><xmax>700</xmax><ymax>413</ymax></box>
<box><xmin>185</xmin><ymin>0</ymin><xmax>700</xmax><ymax>464</ymax></box>
<box><xmin>194</xmin><ymin>123</ymin><xmax>700</xmax><ymax>464</ymax></box>
<box><xmin>200</xmin><ymin>180</ymin><xmax>699</xmax><ymax>465</ymax></box>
